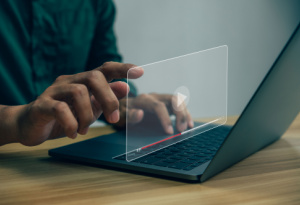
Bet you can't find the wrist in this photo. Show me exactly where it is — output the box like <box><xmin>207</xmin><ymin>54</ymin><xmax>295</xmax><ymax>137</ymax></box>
<box><xmin>0</xmin><ymin>105</ymin><xmax>25</xmax><ymax>146</ymax></box>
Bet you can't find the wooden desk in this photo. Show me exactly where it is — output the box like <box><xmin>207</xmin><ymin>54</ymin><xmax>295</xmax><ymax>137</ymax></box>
<box><xmin>1</xmin><ymin>115</ymin><xmax>300</xmax><ymax>205</ymax></box>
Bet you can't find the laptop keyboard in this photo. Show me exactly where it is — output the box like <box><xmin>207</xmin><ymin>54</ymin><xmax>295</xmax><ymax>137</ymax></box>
<box><xmin>114</xmin><ymin>126</ymin><xmax>231</xmax><ymax>171</ymax></box>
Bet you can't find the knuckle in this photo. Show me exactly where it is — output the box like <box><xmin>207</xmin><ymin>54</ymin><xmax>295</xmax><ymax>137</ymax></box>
<box><xmin>32</xmin><ymin>97</ymin><xmax>43</xmax><ymax>107</ymax></box>
<box><xmin>153</xmin><ymin>101</ymin><xmax>165</xmax><ymax>109</ymax></box>
<box><xmin>86</xmin><ymin>70</ymin><xmax>104</xmax><ymax>84</ymax></box>
<box><xmin>102</xmin><ymin>61</ymin><xmax>112</xmax><ymax>68</ymax></box>
<box><xmin>31</xmin><ymin>97</ymin><xmax>50</xmax><ymax>112</ymax></box>
<box><xmin>87</xmin><ymin>70</ymin><xmax>99</xmax><ymax>79</ymax></box>
<box><xmin>55</xmin><ymin>75</ymin><xmax>68</xmax><ymax>83</ymax></box>
<box><xmin>139</xmin><ymin>93</ymin><xmax>150</xmax><ymax>99</ymax></box>
<box><xmin>80</xmin><ymin>111</ymin><xmax>94</xmax><ymax>126</ymax></box>
<box><xmin>29</xmin><ymin>99</ymin><xmax>44</xmax><ymax>116</ymax></box>
<box><xmin>149</xmin><ymin>92</ymin><xmax>158</xmax><ymax>96</ymax></box>
<box><xmin>103</xmin><ymin>96</ymin><xmax>119</xmax><ymax>111</ymax></box>
<box><xmin>172</xmin><ymin>95</ymin><xmax>177</xmax><ymax>102</ymax></box>
<box><xmin>53</xmin><ymin>101</ymin><xmax>68</xmax><ymax>113</ymax></box>
<box><xmin>99</xmin><ymin>62</ymin><xmax>113</xmax><ymax>78</ymax></box>
<box><xmin>65</xmin><ymin>122</ymin><xmax>78</xmax><ymax>134</ymax></box>
<box><xmin>43</xmin><ymin>85</ymin><xmax>56</xmax><ymax>94</ymax></box>
<box><xmin>84</xmin><ymin>115</ymin><xmax>95</xmax><ymax>126</ymax></box>
<box><xmin>71</xmin><ymin>84</ymin><xmax>87</xmax><ymax>98</ymax></box>
<box><xmin>125</xmin><ymin>63</ymin><xmax>135</xmax><ymax>69</ymax></box>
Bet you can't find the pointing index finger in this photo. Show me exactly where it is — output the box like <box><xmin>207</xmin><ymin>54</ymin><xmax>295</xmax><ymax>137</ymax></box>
<box><xmin>97</xmin><ymin>62</ymin><xmax>144</xmax><ymax>82</ymax></box>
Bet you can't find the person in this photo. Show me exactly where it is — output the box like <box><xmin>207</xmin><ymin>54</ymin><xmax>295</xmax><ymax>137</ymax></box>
<box><xmin>0</xmin><ymin>0</ymin><xmax>193</xmax><ymax>147</ymax></box>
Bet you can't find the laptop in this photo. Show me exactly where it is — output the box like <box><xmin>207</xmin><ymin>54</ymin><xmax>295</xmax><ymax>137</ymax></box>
<box><xmin>49</xmin><ymin>23</ymin><xmax>300</xmax><ymax>182</ymax></box>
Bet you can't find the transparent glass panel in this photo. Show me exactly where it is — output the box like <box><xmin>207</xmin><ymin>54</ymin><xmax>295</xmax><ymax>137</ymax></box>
<box><xmin>126</xmin><ymin>45</ymin><xmax>228</xmax><ymax>161</ymax></box>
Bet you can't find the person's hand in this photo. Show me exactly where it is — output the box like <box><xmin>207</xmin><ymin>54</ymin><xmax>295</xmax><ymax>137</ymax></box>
<box><xmin>116</xmin><ymin>93</ymin><xmax>194</xmax><ymax>134</ymax></box>
<box><xmin>14</xmin><ymin>62</ymin><xmax>143</xmax><ymax>146</ymax></box>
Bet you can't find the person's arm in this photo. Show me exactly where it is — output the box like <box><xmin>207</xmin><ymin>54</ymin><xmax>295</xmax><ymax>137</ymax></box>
<box><xmin>0</xmin><ymin>63</ymin><xmax>143</xmax><ymax>146</ymax></box>
<box><xmin>0</xmin><ymin>105</ymin><xmax>21</xmax><ymax>145</ymax></box>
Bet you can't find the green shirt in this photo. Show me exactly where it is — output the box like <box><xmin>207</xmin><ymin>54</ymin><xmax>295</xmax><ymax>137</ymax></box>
<box><xmin>0</xmin><ymin>0</ymin><xmax>122</xmax><ymax>106</ymax></box>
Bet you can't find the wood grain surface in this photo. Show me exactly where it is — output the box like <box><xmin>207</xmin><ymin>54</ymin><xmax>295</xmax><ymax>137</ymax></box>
<box><xmin>0</xmin><ymin>114</ymin><xmax>299</xmax><ymax>205</ymax></box>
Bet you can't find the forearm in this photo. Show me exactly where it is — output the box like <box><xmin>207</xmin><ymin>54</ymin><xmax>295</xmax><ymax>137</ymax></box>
<box><xmin>0</xmin><ymin>105</ymin><xmax>23</xmax><ymax>146</ymax></box>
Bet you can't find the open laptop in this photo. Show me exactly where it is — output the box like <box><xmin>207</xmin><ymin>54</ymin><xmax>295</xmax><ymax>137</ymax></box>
<box><xmin>49</xmin><ymin>23</ymin><xmax>300</xmax><ymax>182</ymax></box>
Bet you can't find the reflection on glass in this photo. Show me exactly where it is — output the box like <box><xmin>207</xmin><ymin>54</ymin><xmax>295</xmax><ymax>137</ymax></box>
<box><xmin>126</xmin><ymin>46</ymin><xmax>228</xmax><ymax>161</ymax></box>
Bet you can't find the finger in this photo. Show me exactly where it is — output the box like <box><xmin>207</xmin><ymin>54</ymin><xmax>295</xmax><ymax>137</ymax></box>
<box><xmin>115</xmin><ymin>100</ymin><xmax>126</xmax><ymax>128</ymax></box>
<box><xmin>66</xmin><ymin>84</ymin><xmax>94</xmax><ymax>134</ymax></box>
<box><xmin>109</xmin><ymin>81</ymin><xmax>129</xmax><ymax>99</ymax></box>
<box><xmin>90</xmin><ymin>95</ymin><xmax>103</xmax><ymax>119</ymax></box>
<box><xmin>149</xmin><ymin>93</ymin><xmax>173</xmax><ymax>106</ymax></box>
<box><xmin>49</xmin><ymin>84</ymin><xmax>95</xmax><ymax>135</ymax></box>
<box><xmin>54</xmin><ymin>63</ymin><xmax>143</xmax><ymax>86</ymax></box>
<box><xmin>175</xmin><ymin>108</ymin><xmax>188</xmax><ymax>132</ymax></box>
<box><xmin>54</xmin><ymin>71</ymin><xmax>122</xmax><ymax>123</ymax></box>
<box><xmin>70</xmin><ymin>71</ymin><xmax>121</xmax><ymax>123</ymax></box>
<box><xmin>127</xmin><ymin>109</ymin><xmax>144</xmax><ymax>124</ymax></box>
<box><xmin>187</xmin><ymin>111</ymin><xmax>194</xmax><ymax>128</ymax></box>
<box><xmin>152</xmin><ymin>101</ymin><xmax>174</xmax><ymax>134</ymax></box>
<box><xmin>37</xmin><ymin>98</ymin><xmax>78</xmax><ymax>139</ymax></box>
<box><xmin>53</xmin><ymin>64</ymin><xmax>139</xmax><ymax>124</ymax></box>
<box><xmin>128</xmin><ymin>94</ymin><xmax>174</xmax><ymax>134</ymax></box>
<box><xmin>97</xmin><ymin>62</ymin><xmax>144</xmax><ymax>82</ymax></box>
<box><xmin>147</xmin><ymin>94</ymin><xmax>191</xmax><ymax>132</ymax></box>
<box><xmin>170</xmin><ymin>96</ymin><xmax>188</xmax><ymax>132</ymax></box>
<box><xmin>89</xmin><ymin>76</ymin><xmax>120</xmax><ymax>124</ymax></box>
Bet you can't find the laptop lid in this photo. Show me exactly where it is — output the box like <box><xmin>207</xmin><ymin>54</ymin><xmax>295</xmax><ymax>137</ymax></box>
<box><xmin>201</xmin><ymin>23</ymin><xmax>300</xmax><ymax>182</ymax></box>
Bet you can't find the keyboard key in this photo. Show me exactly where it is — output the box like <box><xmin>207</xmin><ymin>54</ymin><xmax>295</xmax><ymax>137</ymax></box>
<box><xmin>194</xmin><ymin>155</ymin><xmax>206</xmax><ymax>159</ymax></box>
<box><xmin>184</xmin><ymin>149</ymin><xmax>196</xmax><ymax>154</ymax></box>
<box><xmin>181</xmin><ymin>158</ymin><xmax>197</xmax><ymax>164</ymax></box>
<box><xmin>176</xmin><ymin>152</ymin><xmax>190</xmax><ymax>157</ymax></box>
<box><xmin>188</xmin><ymin>156</ymin><xmax>203</xmax><ymax>160</ymax></box>
<box><xmin>162</xmin><ymin>159</ymin><xmax>177</xmax><ymax>164</ymax></box>
<box><xmin>208</xmin><ymin>147</ymin><xmax>218</xmax><ymax>151</ymax></box>
<box><xmin>168</xmin><ymin>155</ymin><xmax>183</xmax><ymax>160</ymax></box>
<box><xmin>169</xmin><ymin>147</ymin><xmax>180</xmax><ymax>152</ymax></box>
<box><xmin>163</xmin><ymin>151</ymin><xmax>173</xmax><ymax>155</ymax></box>
<box><xmin>155</xmin><ymin>153</ymin><xmax>167</xmax><ymax>158</ymax></box>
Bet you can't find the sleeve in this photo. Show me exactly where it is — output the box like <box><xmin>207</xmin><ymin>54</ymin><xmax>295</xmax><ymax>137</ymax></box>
<box><xmin>85</xmin><ymin>0</ymin><xmax>122</xmax><ymax>70</ymax></box>
<box><xmin>85</xmin><ymin>0</ymin><xmax>138</xmax><ymax>97</ymax></box>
